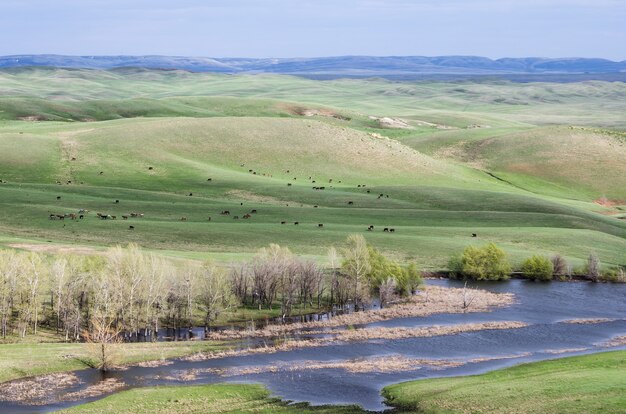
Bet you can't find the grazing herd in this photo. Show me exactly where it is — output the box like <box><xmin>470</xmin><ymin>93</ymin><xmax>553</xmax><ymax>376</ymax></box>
<box><xmin>43</xmin><ymin>162</ymin><xmax>402</xmax><ymax>234</ymax></box>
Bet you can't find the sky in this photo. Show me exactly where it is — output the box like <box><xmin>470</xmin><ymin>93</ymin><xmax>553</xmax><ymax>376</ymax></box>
<box><xmin>1</xmin><ymin>0</ymin><xmax>625</xmax><ymax>60</ymax></box>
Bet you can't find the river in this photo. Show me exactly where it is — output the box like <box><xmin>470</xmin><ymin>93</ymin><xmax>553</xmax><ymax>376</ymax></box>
<box><xmin>2</xmin><ymin>279</ymin><xmax>625</xmax><ymax>413</ymax></box>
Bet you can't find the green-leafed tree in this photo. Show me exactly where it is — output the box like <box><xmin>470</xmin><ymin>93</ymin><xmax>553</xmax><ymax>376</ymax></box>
<box><xmin>521</xmin><ymin>255</ymin><xmax>554</xmax><ymax>281</ymax></box>
<box><xmin>460</xmin><ymin>243</ymin><xmax>511</xmax><ymax>281</ymax></box>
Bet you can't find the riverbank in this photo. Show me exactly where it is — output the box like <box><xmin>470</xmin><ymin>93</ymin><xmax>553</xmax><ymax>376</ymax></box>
<box><xmin>382</xmin><ymin>350</ymin><xmax>626</xmax><ymax>414</ymax></box>
<box><xmin>0</xmin><ymin>340</ymin><xmax>230</xmax><ymax>384</ymax></box>
<box><xmin>0</xmin><ymin>284</ymin><xmax>513</xmax><ymax>385</ymax></box>
<box><xmin>57</xmin><ymin>351</ymin><xmax>626</xmax><ymax>414</ymax></box>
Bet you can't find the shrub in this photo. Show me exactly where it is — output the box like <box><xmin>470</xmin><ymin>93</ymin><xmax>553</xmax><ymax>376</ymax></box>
<box><xmin>551</xmin><ymin>254</ymin><xmax>570</xmax><ymax>280</ymax></box>
<box><xmin>459</xmin><ymin>243</ymin><xmax>511</xmax><ymax>281</ymax></box>
<box><xmin>447</xmin><ymin>254</ymin><xmax>463</xmax><ymax>279</ymax></box>
<box><xmin>366</xmin><ymin>246</ymin><xmax>422</xmax><ymax>296</ymax></box>
<box><xmin>521</xmin><ymin>255</ymin><xmax>554</xmax><ymax>281</ymax></box>
<box><xmin>600</xmin><ymin>267</ymin><xmax>626</xmax><ymax>283</ymax></box>
<box><xmin>585</xmin><ymin>254</ymin><xmax>601</xmax><ymax>282</ymax></box>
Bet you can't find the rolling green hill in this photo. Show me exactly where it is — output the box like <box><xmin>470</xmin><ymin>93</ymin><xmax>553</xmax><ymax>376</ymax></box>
<box><xmin>0</xmin><ymin>69</ymin><xmax>624</xmax><ymax>268</ymax></box>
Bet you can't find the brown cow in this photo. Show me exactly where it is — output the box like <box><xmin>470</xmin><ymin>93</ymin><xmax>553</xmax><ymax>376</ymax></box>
<box><xmin>180</xmin><ymin>217</ymin><xmax>187</xmax><ymax>221</ymax></box>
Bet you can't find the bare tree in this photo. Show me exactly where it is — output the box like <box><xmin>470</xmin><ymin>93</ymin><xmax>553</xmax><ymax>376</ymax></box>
<box><xmin>461</xmin><ymin>281</ymin><xmax>475</xmax><ymax>312</ymax></box>
<box><xmin>379</xmin><ymin>278</ymin><xmax>397</xmax><ymax>308</ymax></box>
<box><xmin>341</xmin><ymin>235</ymin><xmax>371</xmax><ymax>311</ymax></box>
<box><xmin>197</xmin><ymin>263</ymin><xmax>237</xmax><ymax>327</ymax></box>
<box><xmin>230</xmin><ymin>264</ymin><xmax>251</xmax><ymax>305</ymax></box>
<box><xmin>551</xmin><ymin>254</ymin><xmax>568</xmax><ymax>279</ymax></box>
<box><xmin>15</xmin><ymin>253</ymin><xmax>46</xmax><ymax>337</ymax></box>
<box><xmin>83</xmin><ymin>316</ymin><xmax>122</xmax><ymax>372</ymax></box>
<box><xmin>141</xmin><ymin>254</ymin><xmax>170</xmax><ymax>339</ymax></box>
<box><xmin>251</xmin><ymin>244</ymin><xmax>290</xmax><ymax>310</ymax></box>
<box><xmin>280</xmin><ymin>260</ymin><xmax>300</xmax><ymax>318</ymax></box>
<box><xmin>587</xmin><ymin>254</ymin><xmax>601</xmax><ymax>282</ymax></box>
<box><xmin>0</xmin><ymin>250</ymin><xmax>19</xmax><ymax>338</ymax></box>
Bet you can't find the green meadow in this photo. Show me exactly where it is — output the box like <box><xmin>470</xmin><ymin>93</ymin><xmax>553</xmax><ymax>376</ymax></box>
<box><xmin>0</xmin><ymin>68</ymin><xmax>625</xmax><ymax>268</ymax></box>
<box><xmin>382</xmin><ymin>351</ymin><xmax>626</xmax><ymax>414</ymax></box>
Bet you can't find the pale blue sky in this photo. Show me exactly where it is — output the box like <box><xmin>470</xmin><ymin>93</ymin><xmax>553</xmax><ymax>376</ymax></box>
<box><xmin>1</xmin><ymin>0</ymin><xmax>624</xmax><ymax>59</ymax></box>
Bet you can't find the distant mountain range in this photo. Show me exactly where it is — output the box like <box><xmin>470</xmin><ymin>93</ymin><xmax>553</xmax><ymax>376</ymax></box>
<box><xmin>1</xmin><ymin>55</ymin><xmax>625</xmax><ymax>76</ymax></box>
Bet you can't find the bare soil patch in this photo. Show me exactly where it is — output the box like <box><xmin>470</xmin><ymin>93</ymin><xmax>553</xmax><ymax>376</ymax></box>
<box><xmin>595</xmin><ymin>198</ymin><xmax>626</xmax><ymax>208</ymax></box>
<box><xmin>17</xmin><ymin>115</ymin><xmax>44</xmax><ymax>122</ymax></box>
<box><xmin>284</xmin><ymin>105</ymin><xmax>350</xmax><ymax>121</ymax></box>
<box><xmin>368</xmin><ymin>116</ymin><xmax>412</xmax><ymax>129</ymax></box>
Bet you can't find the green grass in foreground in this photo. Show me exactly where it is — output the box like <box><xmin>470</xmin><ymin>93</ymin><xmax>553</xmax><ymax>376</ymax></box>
<box><xmin>383</xmin><ymin>351</ymin><xmax>626</xmax><ymax>414</ymax></box>
<box><xmin>60</xmin><ymin>383</ymin><xmax>367</xmax><ymax>414</ymax></box>
<box><xmin>0</xmin><ymin>340</ymin><xmax>228</xmax><ymax>384</ymax></box>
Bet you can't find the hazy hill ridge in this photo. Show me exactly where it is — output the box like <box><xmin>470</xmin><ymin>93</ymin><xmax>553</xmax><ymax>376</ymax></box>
<box><xmin>1</xmin><ymin>55</ymin><xmax>625</xmax><ymax>75</ymax></box>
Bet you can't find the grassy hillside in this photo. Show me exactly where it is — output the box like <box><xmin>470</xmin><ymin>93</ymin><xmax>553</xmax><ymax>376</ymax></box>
<box><xmin>0</xmin><ymin>69</ymin><xmax>625</xmax><ymax>267</ymax></box>
<box><xmin>382</xmin><ymin>351</ymin><xmax>626</xmax><ymax>414</ymax></box>
<box><xmin>403</xmin><ymin>125</ymin><xmax>626</xmax><ymax>200</ymax></box>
